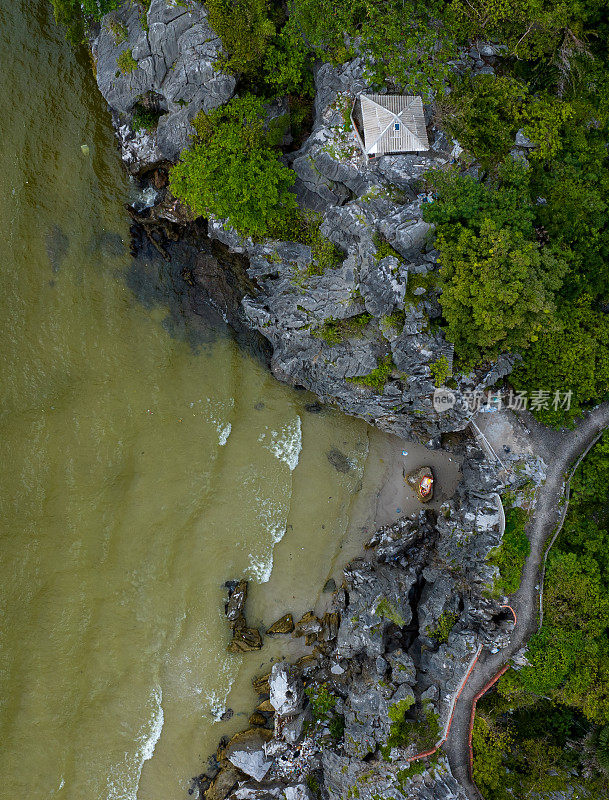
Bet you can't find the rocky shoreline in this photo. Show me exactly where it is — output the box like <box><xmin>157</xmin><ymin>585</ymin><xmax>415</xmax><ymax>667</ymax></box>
<box><xmin>85</xmin><ymin>4</ymin><xmax>538</xmax><ymax>799</ymax></box>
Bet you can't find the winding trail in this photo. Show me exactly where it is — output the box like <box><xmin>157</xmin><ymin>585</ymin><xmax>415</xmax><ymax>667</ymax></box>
<box><xmin>443</xmin><ymin>402</ymin><xmax>609</xmax><ymax>799</ymax></box>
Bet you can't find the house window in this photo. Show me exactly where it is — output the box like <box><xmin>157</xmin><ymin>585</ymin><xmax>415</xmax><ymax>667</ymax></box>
<box><xmin>394</xmin><ymin>122</ymin><xmax>400</xmax><ymax>131</ymax></box>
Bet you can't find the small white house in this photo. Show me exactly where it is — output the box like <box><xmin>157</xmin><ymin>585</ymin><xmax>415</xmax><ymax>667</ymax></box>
<box><xmin>352</xmin><ymin>94</ymin><xmax>429</xmax><ymax>157</ymax></box>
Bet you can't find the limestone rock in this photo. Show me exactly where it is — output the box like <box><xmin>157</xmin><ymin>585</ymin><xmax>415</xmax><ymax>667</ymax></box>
<box><xmin>225</xmin><ymin>580</ymin><xmax>248</xmax><ymax>624</ymax></box>
<box><xmin>94</xmin><ymin>0</ymin><xmax>235</xmax><ymax>168</ymax></box>
<box><xmin>267</xmin><ymin>614</ymin><xmax>294</xmax><ymax>635</ymax></box>
<box><xmin>228</xmin><ymin>618</ymin><xmax>263</xmax><ymax>653</ymax></box>
<box><xmin>222</xmin><ymin>729</ymin><xmax>274</xmax><ymax>782</ymax></box>
<box><xmin>269</xmin><ymin>662</ymin><xmax>304</xmax><ymax>716</ymax></box>
<box><xmin>205</xmin><ymin>765</ymin><xmax>241</xmax><ymax>800</ymax></box>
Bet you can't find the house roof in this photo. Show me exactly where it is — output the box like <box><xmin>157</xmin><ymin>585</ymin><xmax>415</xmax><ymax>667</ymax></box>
<box><xmin>355</xmin><ymin>94</ymin><xmax>429</xmax><ymax>156</ymax></box>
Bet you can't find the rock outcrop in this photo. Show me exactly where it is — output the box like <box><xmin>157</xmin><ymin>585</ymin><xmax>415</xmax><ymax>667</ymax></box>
<box><xmin>93</xmin><ymin>0</ymin><xmax>235</xmax><ymax>170</ymax></box>
<box><xmin>200</xmin><ymin>440</ymin><xmax>519</xmax><ymax>800</ymax></box>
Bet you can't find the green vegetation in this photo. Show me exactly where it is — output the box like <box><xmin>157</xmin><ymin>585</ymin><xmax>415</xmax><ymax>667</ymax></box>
<box><xmin>440</xmin><ymin>75</ymin><xmax>572</xmax><ymax>166</ymax></box>
<box><xmin>169</xmin><ymin>96</ymin><xmax>297</xmax><ymax>238</ymax></box>
<box><xmin>387</xmin><ymin>698</ymin><xmax>440</xmax><ymax>752</ymax></box>
<box><xmin>117</xmin><ymin>48</ymin><xmax>138</xmax><ymax>75</ymax></box>
<box><xmin>348</xmin><ymin>355</ymin><xmax>396</xmax><ymax>392</ymax></box>
<box><xmin>427</xmin><ymin>610</ymin><xmax>458</xmax><ymax>644</ymax></box>
<box><xmin>52</xmin><ymin>0</ymin><xmax>118</xmax><ymax>43</ymax></box>
<box><xmin>472</xmin><ymin>433</ymin><xmax>609</xmax><ymax>798</ymax></box>
<box><xmin>312</xmin><ymin>313</ymin><xmax>371</xmax><ymax>346</ymax></box>
<box><xmin>396</xmin><ymin>753</ymin><xmax>439</xmax><ymax>787</ymax></box>
<box><xmin>206</xmin><ymin>0</ymin><xmax>277</xmax><ymax>80</ymax></box>
<box><xmin>487</xmin><ymin>506</ymin><xmax>530</xmax><ymax>597</ymax></box>
<box><xmin>374</xmin><ymin>596</ymin><xmax>406</xmax><ymax>628</ymax></box>
<box><xmin>373</xmin><ymin>233</ymin><xmax>403</xmax><ymax>264</ymax></box>
<box><xmin>268</xmin><ymin>210</ymin><xmax>343</xmax><ymax>275</ymax></box>
<box><xmin>131</xmin><ymin>103</ymin><xmax>163</xmax><ymax>133</ymax></box>
<box><xmin>305</xmin><ymin>683</ymin><xmax>345</xmax><ymax>741</ymax></box>
<box><xmin>429</xmin><ymin>355</ymin><xmax>450</xmax><ymax>388</ymax></box>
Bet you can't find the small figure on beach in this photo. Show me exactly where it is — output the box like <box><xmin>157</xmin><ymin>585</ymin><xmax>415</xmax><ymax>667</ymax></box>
<box><xmin>405</xmin><ymin>466</ymin><xmax>434</xmax><ymax>503</ymax></box>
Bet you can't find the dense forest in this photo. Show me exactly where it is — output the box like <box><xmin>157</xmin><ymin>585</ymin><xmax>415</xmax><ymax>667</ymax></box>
<box><xmin>473</xmin><ymin>432</ymin><xmax>609</xmax><ymax>798</ymax></box>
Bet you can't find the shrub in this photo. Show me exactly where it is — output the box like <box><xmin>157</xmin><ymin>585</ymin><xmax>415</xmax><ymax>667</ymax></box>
<box><xmin>387</xmin><ymin>699</ymin><xmax>440</xmax><ymax>751</ymax></box>
<box><xmin>52</xmin><ymin>0</ymin><xmax>119</xmax><ymax>42</ymax></box>
<box><xmin>488</xmin><ymin>506</ymin><xmax>531</xmax><ymax>596</ymax></box>
<box><xmin>206</xmin><ymin>0</ymin><xmax>276</xmax><ymax>78</ymax></box>
<box><xmin>429</xmin><ymin>355</ymin><xmax>451</xmax><ymax>387</ymax></box>
<box><xmin>263</xmin><ymin>26</ymin><xmax>314</xmax><ymax>97</ymax></box>
<box><xmin>305</xmin><ymin>683</ymin><xmax>337</xmax><ymax>721</ymax></box>
<box><xmin>117</xmin><ymin>48</ymin><xmax>138</xmax><ymax>74</ymax></box>
<box><xmin>169</xmin><ymin>96</ymin><xmax>297</xmax><ymax>238</ymax></box>
<box><xmin>374</xmin><ymin>596</ymin><xmax>406</xmax><ymax>627</ymax></box>
<box><xmin>285</xmin><ymin>0</ymin><xmax>458</xmax><ymax>100</ymax></box>
<box><xmin>131</xmin><ymin>103</ymin><xmax>162</xmax><ymax>133</ymax></box>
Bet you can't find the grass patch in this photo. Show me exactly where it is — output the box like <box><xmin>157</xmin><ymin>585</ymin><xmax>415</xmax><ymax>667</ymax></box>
<box><xmin>312</xmin><ymin>313</ymin><xmax>371</xmax><ymax>346</ymax></box>
<box><xmin>347</xmin><ymin>354</ymin><xmax>396</xmax><ymax>392</ymax></box>
<box><xmin>117</xmin><ymin>48</ymin><xmax>138</xmax><ymax>74</ymax></box>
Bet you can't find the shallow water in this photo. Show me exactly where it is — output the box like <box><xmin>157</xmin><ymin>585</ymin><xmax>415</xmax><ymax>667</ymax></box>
<box><xmin>0</xmin><ymin>3</ymin><xmax>372</xmax><ymax>798</ymax></box>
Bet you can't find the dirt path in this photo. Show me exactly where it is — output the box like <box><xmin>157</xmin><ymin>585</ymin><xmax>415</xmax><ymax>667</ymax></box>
<box><xmin>443</xmin><ymin>403</ymin><xmax>609</xmax><ymax>799</ymax></box>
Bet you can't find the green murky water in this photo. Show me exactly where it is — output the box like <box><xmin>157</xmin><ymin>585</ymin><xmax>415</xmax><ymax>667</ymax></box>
<box><xmin>0</xmin><ymin>3</ymin><xmax>372</xmax><ymax>797</ymax></box>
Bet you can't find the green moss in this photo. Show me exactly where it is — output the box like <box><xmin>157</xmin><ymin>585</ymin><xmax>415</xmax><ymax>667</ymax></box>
<box><xmin>374</xmin><ymin>596</ymin><xmax>406</xmax><ymax>627</ymax></box>
<box><xmin>427</xmin><ymin>610</ymin><xmax>458</xmax><ymax>644</ymax></box>
<box><xmin>347</xmin><ymin>354</ymin><xmax>396</xmax><ymax>392</ymax></box>
<box><xmin>117</xmin><ymin>48</ymin><xmax>138</xmax><ymax>74</ymax></box>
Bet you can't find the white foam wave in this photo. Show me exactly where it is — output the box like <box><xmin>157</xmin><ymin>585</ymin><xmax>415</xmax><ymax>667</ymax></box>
<box><xmin>258</xmin><ymin>416</ymin><xmax>302</xmax><ymax>471</ymax></box>
<box><xmin>191</xmin><ymin>398</ymin><xmax>234</xmax><ymax>447</ymax></box>
<box><xmin>245</xmin><ymin>487</ymin><xmax>292</xmax><ymax>584</ymax></box>
<box><xmin>106</xmin><ymin>685</ymin><xmax>164</xmax><ymax>800</ymax></box>
<box><xmin>218</xmin><ymin>423</ymin><xmax>231</xmax><ymax>446</ymax></box>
